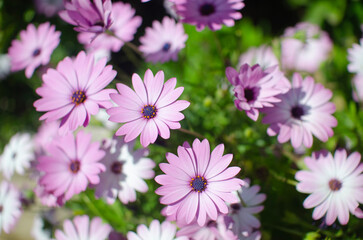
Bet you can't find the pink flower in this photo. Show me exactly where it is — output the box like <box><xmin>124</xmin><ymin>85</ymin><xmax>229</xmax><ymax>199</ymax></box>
<box><xmin>34</xmin><ymin>121</ymin><xmax>60</xmax><ymax>155</ymax></box>
<box><xmin>173</xmin><ymin>0</ymin><xmax>244</xmax><ymax>31</ymax></box>
<box><xmin>107</xmin><ymin>69</ymin><xmax>190</xmax><ymax>147</ymax></box>
<box><xmin>34</xmin><ymin>0</ymin><xmax>64</xmax><ymax>17</ymax></box>
<box><xmin>59</xmin><ymin>0</ymin><xmax>113</xmax><ymax>34</ymax></box>
<box><xmin>226</xmin><ymin>64</ymin><xmax>290</xmax><ymax>121</ymax></box>
<box><xmin>8</xmin><ymin>22</ymin><xmax>60</xmax><ymax>78</ymax></box>
<box><xmin>0</xmin><ymin>181</ymin><xmax>22</xmax><ymax>233</ymax></box>
<box><xmin>262</xmin><ymin>73</ymin><xmax>337</xmax><ymax>148</ymax></box>
<box><xmin>348</xmin><ymin>38</ymin><xmax>363</xmax><ymax>75</ymax></box>
<box><xmin>33</xmin><ymin>51</ymin><xmax>117</xmax><ymax>134</ymax></box>
<box><xmin>139</xmin><ymin>17</ymin><xmax>188</xmax><ymax>64</ymax></box>
<box><xmin>238</xmin><ymin>45</ymin><xmax>279</xmax><ymax>70</ymax></box>
<box><xmin>295</xmin><ymin>149</ymin><xmax>363</xmax><ymax>225</ymax></box>
<box><xmin>37</xmin><ymin>131</ymin><xmax>105</xmax><ymax>201</ymax></box>
<box><xmin>155</xmin><ymin>139</ymin><xmax>244</xmax><ymax>226</ymax></box>
<box><xmin>78</xmin><ymin>2</ymin><xmax>142</xmax><ymax>52</ymax></box>
<box><xmin>55</xmin><ymin>215</ymin><xmax>112</xmax><ymax>240</ymax></box>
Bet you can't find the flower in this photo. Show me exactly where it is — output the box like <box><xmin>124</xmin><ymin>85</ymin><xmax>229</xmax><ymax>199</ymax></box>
<box><xmin>34</xmin><ymin>184</ymin><xmax>65</xmax><ymax>207</ymax></box>
<box><xmin>229</xmin><ymin>178</ymin><xmax>266</xmax><ymax>237</ymax></box>
<box><xmin>239</xmin><ymin>231</ymin><xmax>262</xmax><ymax>240</ymax></box>
<box><xmin>33</xmin><ymin>51</ymin><xmax>117</xmax><ymax>134</ymax></box>
<box><xmin>237</xmin><ymin>45</ymin><xmax>279</xmax><ymax>70</ymax></box>
<box><xmin>352</xmin><ymin>74</ymin><xmax>363</xmax><ymax>102</ymax></box>
<box><xmin>107</xmin><ymin>69</ymin><xmax>190</xmax><ymax>147</ymax></box>
<box><xmin>78</xmin><ymin>2</ymin><xmax>142</xmax><ymax>52</ymax></box>
<box><xmin>55</xmin><ymin>215</ymin><xmax>112</xmax><ymax>240</ymax></box>
<box><xmin>0</xmin><ymin>181</ymin><xmax>22</xmax><ymax>234</ymax></box>
<box><xmin>348</xmin><ymin>38</ymin><xmax>363</xmax><ymax>75</ymax></box>
<box><xmin>0</xmin><ymin>133</ymin><xmax>34</xmax><ymax>180</ymax></box>
<box><xmin>37</xmin><ymin>131</ymin><xmax>106</xmax><ymax>201</ymax></box>
<box><xmin>34</xmin><ymin>120</ymin><xmax>60</xmax><ymax>155</ymax></box>
<box><xmin>59</xmin><ymin>0</ymin><xmax>113</xmax><ymax>34</ymax></box>
<box><xmin>262</xmin><ymin>73</ymin><xmax>337</xmax><ymax>148</ymax></box>
<box><xmin>127</xmin><ymin>219</ymin><xmax>187</xmax><ymax>240</ymax></box>
<box><xmin>155</xmin><ymin>139</ymin><xmax>244</xmax><ymax>226</ymax></box>
<box><xmin>0</xmin><ymin>54</ymin><xmax>11</xmax><ymax>80</ymax></box>
<box><xmin>226</xmin><ymin>64</ymin><xmax>290</xmax><ymax>121</ymax></box>
<box><xmin>8</xmin><ymin>22</ymin><xmax>60</xmax><ymax>78</ymax></box>
<box><xmin>281</xmin><ymin>22</ymin><xmax>332</xmax><ymax>73</ymax></box>
<box><xmin>31</xmin><ymin>215</ymin><xmax>51</xmax><ymax>240</ymax></box>
<box><xmin>34</xmin><ymin>0</ymin><xmax>64</xmax><ymax>17</ymax></box>
<box><xmin>295</xmin><ymin>149</ymin><xmax>363</xmax><ymax>225</ymax></box>
<box><xmin>94</xmin><ymin>138</ymin><xmax>155</xmax><ymax>204</ymax></box>
<box><xmin>139</xmin><ymin>17</ymin><xmax>188</xmax><ymax>64</ymax></box>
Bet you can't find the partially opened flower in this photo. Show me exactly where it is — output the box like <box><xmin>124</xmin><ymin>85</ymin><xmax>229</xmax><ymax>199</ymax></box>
<box><xmin>262</xmin><ymin>73</ymin><xmax>337</xmax><ymax>148</ymax></box>
<box><xmin>295</xmin><ymin>149</ymin><xmax>363</xmax><ymax>225</ymax></box>
<box><xmin>238</xmin><ymin>45</ymin><xmax>279</xmax><ymax>70</ymax></box>
<box><xmin>34</xmin><ymin>51</ymin><xmax>117</xmax><ymax>134</ymax></box>
<box><xmin>348</xmin><ymin>38</ymin><xmax>363</xmax><ymax>75</ymax></box>
<box><xmin>155</xmin><ymin>139</ymin><xmax>244</xmax><ymax>226</ymax></box>
<box><xmin>55</xmin><ymin>215</ymin><xmax>112</xmax><ymax>240</ymax></box>
<box><xmin>107</xmin><ymin>69</ymin><xmax>190</xmax><ymax>147</ymax></box>
<box><xmin>139</xmin><ymin>17</ymin><xmax>188</xmax><ymax>64</ymax></box>
<box><xmin>8</xmin><ymin>22</ymin><xmax>60</xmax><ymax>78</ymax></box>
<box><xmin>0</xmin><ymin>181</ymin><xmax>22</xmax><ymax>234</ymax></box>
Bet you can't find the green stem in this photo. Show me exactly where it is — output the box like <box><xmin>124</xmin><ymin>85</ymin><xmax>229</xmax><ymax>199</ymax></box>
<box><xmin>178</xmin><ymin>128</ymin><xmax>205</xmax><ymax>139</ymax></box>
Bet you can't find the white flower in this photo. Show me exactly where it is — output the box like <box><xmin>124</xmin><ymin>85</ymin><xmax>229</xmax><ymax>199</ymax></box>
<box><xmin>0</xmin><ymin>54</ymin><xmax>11</xmax><ymax>80</ymax></box>
<box><xmin>0</xmin><ymin>181</ymin><xmax>22</xmax><ymax>233</ymax></box>
<box><xmin>31</xmin><ymin>215</ymin><xmax>51</xmax><ymax>240</ymax></box>
<box><xmin>238</xmin><ymin>45</ymin><xmax>279</xmax><ymax>70</ymax></box>
<box><xmin>348</xmin><ymin>38</ymin><xmax>363</xmax><ymax>75</ymax></box>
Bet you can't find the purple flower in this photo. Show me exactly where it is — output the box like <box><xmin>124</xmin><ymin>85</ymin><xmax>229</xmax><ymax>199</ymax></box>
<box><xmin>295</xmin><ymin>149</ymin><xmax>363</xmax><ymax>225</ymax></box>
<box><xmin>0</xmin><ymin>181</ymin><xmax>22</xmax><ymax>233</ymax></box>
<box><xmin>107</xmin><ymin>69</ymin><xmax>190</xmax><ymax>147</ymax></box>
<box><xmin>8</xmin><ymin>22</ymin><xmax>60</xmax><ymax>78</ymax></box>
<box><xmin>238</xmin><ymin>45</ymin><xmax>279</xmax><ymax>70</ymax></box>
<box><xmin>262</xmin><ymin>73</ymin><xmax>337</xmax><ymax>148</ymax></box>
<box><xmin>155</xmin><ymin>139</ymin><xmax>244</xmax><ymax>226</ymax></box>
<box><xmin>34</xmin><ymin>51</ymin><xmax>117</xmax><ymax>134</ymax></box>
<box><xmin>173</xmin><ymin>0</ymin><xmax>244</xmax><ymax>31</ymax></box>
<box><xmin>139</xmin><ymin>17</ymin><xmax>188</xmax><ymax>63</ymax></box>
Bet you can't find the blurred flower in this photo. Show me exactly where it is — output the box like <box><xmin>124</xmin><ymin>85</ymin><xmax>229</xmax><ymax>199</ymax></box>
<box><xmin>173</xmin><ymin>0</ymin><xmax>244</xmax><ymax>31</ymax></box>
<box><xmin>94</xmin><ymin>108</ymin><xmax>118</xmax><ymax>130</ymax></box>
<box><xmin>8</xmin><ymin>22</ymin><xmax>60</xmax><ymax>78</ymax></box>
<box><xmin>226</xmin><ymin>64</ymin><xmax>290</xmax><ymax>121</ymax></box>
<box><xmin>107</xmin><ymin>69</ymin><xmax>190</xmax><ymax>147</ymax></box>
<box><xmin>34</xmin><ymin>184</ymin><xmax>65</xmax><ymax>207</ymax></box>
<box><xmin>34</xmin><ymin>0</ymin><xmax>64</xmax><ymax>17</ymax></box>
<box><xmin>239</xmin><ymin>231</ymin><xmax>262</xmax><ymax>240</ymax></box>
<box><xmin>0</xmin><ymin>181</ymin><xmax>22</xmax><ymax>234</ymax></box>
<box><xmin>281</xmin><ymin>22</ymin><xmax>332</xmax><ymax>73</ymax></box>
<box><xmin>55</xmin><ymin>215</ymin><xmax>112</xmax><ymax>240</ymax></box>
<box><xmin>164</xmin><ymin>0</ymin><xmax>178</xmax><ymax>19</ymax></box>
<box><xmin>348</xmin><ymin>38</ymin><xmax>363</xmax><ymax>75</ymax></box>
<box><xmin>352</xmin><ymin>74</ymin><xmax>363</xmax><ymax>103</ymax></box>
<box><xmin>238</xmin><ymin>45</ymin><xmax>279</xmax><ymax>70</ymax></box>
<box><xmin>34</xmin><ymin>51</ymin><xmax>117</xmax><ymax>134</ymax></box>
<box><xmin>78</xmin><ymin>2</ymin><xmax>141</xmax><ymax>52</ymax></box>
<box><xmin>0</xmin><ymin>133</ymin><xmax>34</xmax><ymax>180</ymax></box>
<box><xmin>0</xmin><ymin>54</ymin><xmax>11</xmax><ymax>80</ymax></box>
<box><xmin>127</xmin><ymin>219</ymin><xmax>187</xmax><ymax>240</ymax></box>
<box><xmin>95</xmin><ymin>138</ymin><xmax>155</xmax><ymax>204</ymax></box>
<box><xmin>155</xmin><ymin>139</ymin><xmax>243</xmax><ymax>226</ymax></box>
<box><xmin>295</xmin><ymin>149</ymin><xmax>363</xmax><ymax>225</ymax></box>
<box><xmin>262</xmin><ymin>73</ymin><xmax>337</xmax><ymax>149</ymax></box>
<box><xmin>31</xmin><ymin>215</ymin><xmax>51</xmax><ymax>240</ymax></box>
<box><xmin>139</xmin><ymin>17</ymin><xmax>187</xmax><ymax>64</ymax></box>
<box><xmin>59</xmin><ymin>0</ymin><xmax>113</xmax><ymax>34</ymax></box>
<box><xmin>34</xmin><ymin>120</ymin><xmax>60</xmax><ymax>155</ymax></box>
<box><xmin>37</xmin><ymin>131</ymin><xmax>105</xmax><ymax>201</ymax></box>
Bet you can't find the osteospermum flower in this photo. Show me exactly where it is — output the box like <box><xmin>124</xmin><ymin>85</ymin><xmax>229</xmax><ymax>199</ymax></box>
<box><xmin>95</xmin><ymin>138</ymin><xmax>155</xmax><ymax>204</ymax></box>
<box><xmin>0</xmin><ymin>181</ymin><xmax>22</xmax><ymax>234</ymax></box>
<box><xmin>127</xmin><ymin>219</ymin><xmax>188</xmax><ymax>240</ymax></box>
<box><xmin>37</xmin><ymin>131</ymin><xmax>105</xmax><ymax>201</ymax></box>
<box><xmin>262</xmin><ymin>73</ymin><xmax>337</xmax><ymax>148</ymax></box>
<box><xmin>155</xmin><ymin>139</ymin><xmax>244</xmax><ymax>226</ymax></box>
<box><xmin>238</xmin><ymin>45</ymin><xmax>279</xmax><ymax>70</ymax></box>
<box><xmin>348</xmin><ymin>38</ymin><xmax>363</xmax><ymax>75</ymax></box>
<box><xmin>226</xmin><ymin>64</ymin><xmax>290</xmax><ymax>121</ymax></box>
<box><xmin>107</xmin><ymin>69</ymin><xmax>190</xmax><ymax>147</ymax></box>
<box><xmin>173</xmin><ymin>0</ymin><xmax>244</xmax><ymax>31</ymax></box>
<box><xmin>55</xmin><ymin>215</ymin><xmax>112</xmax><ymax>240</ymax></box>
<box><xmin>295</xmin><ymin>149</ymin><xmax>363</xmax><ymax>225</ymax></box>
<box><xmin>0</xmin><ymin>133</ymin><xmax>34</xmax><ymax>180</ymax></box>
<box><xmin>139</xmin><ymin>17</ymin><xmax>188</xmax><ymax>64</ymax></box>
<box><xmin>8</xmin><ymin>22</ymin><xmax>60</xmax><ymax>78</ymax></box>
<box><xmin>33</xmin><ymin>51</ymin><xmax>117</xmax><ymax>134</ymax></box>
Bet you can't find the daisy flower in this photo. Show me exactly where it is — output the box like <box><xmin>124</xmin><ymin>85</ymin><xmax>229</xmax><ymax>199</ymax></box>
<box><xmin>0</xmin><ymin>133</ymin><xmax>34</xmax><ymax>180</ymax></box>
<box><xmin>238</xmin><ymin>45</ymin><xmax>279</xmax><ymax>70</ymax></box>
<box><xmin>34</xmin><ymin>184</ymin><xmax>65</xmax><ymax>207</ymax></box>
<box><xmin>33</xmin><ymin>51</ymin><xmax>117</xmax><ymax>134</ymax></box>
<box><xmin>107</xmin><ymin>69</ymin><xmax>190</xmax><ymax>147</ymax></box>
<box><xmin>34</xmin><ymin>0</ymin><xmax>64</xmax><ymax>17</ymax></box>
<box><xmin>31</xmin><ymin>215</ymin><xmax>51</xmax><ymax>240</ymax></box>
<box><xmin>0</xmin><ymin>181</ymin><xmax>22</xmax><ymax>234</ymax></box>
<box><xmin>295</xmin><ymin>149</ymin><xmax>363</xmax><ymax>225</ymax></box>
<box><xmin>8</xmin><ymin>22</ymin><xmax>60</xmax><ymax>78</ymax></box>
<box><xmin>226</xmin><ymin>64</ymin><xmax>290</xmax><ymax>121</ymax></box>
<box><xmin>94</xmin><ymin>138</ymin><xmax>155</xmax><ymax>204</ymax></box>
<box><xmin>127</xmin><ymin>219</ymin><xmax>188</xmax><ymax>240</ymax></box>
<box><xmin>348</xmin><ymin>38</ymin><xmax>363</xmax><ymax>75</ymax></box>
<box><xmin>37</xmin><ymin>131</ymin><xmax>106</xmax><ymax>201</ymax></box>
<box><xmin>173</xmin><ymin>0</ymin><xmax>245</xmax><ymax>31</ymax></box>
<box><xmin>139</xmin><ymin>17</ymin><xmax>188</xmax><ymax>64</ymax></box>
<box><xmin>55</xmin><ymin>215</ymin><xmax>112</xmax><ymax>240</ymax></box>
<box><xmin>155</xmin><ymin>138</ymin><xmax>244</xmax><ymax>226</ymax></box>
<box><xmin>262</xmin><ymin>73</ymin><xmax>337</xmax><ymax>149</ymax></box>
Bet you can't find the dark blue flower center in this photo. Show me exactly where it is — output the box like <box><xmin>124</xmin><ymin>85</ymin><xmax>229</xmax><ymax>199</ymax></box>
<box><xmin>190</xmin><ymin>176</ymin><xmax>207</xmax><ymax>192</ymax></box>
<box><xmin>69</xmin><ymin>160</ymin><xmax>80</xmax><ymax>173</ymax></box>
<box><xmin>72</xmin><ymin>91</ymin><xmax>86</xmax><ymax>105</ymax></box>
<box><xmin>329</xmin><ymin>179</ymin><xmax>342</xmax><ymax>191</ymax></box>
<box><xmin>291</xmin><ymin>105</ymin><xmax>305</xmax><ymax>119</ymax></box>
<box><xmin>244</xmin><ymin>88</ymin><xmax>255</xmax><ymax>102</ymax></box>
<box><xmin>33</xmin><ymin>48</ymin><xmax>41</xmax><ymax>57</ymax></box>
<box><xmin>199</xmin><ymin>3</ymin><xmax>215</xmax><ymax>16</ymax></box>
<box><xmin>162</xmin><ymin>43</ymin><xmax>171</xmax><ymax>52</ymax></box>
<box><xmin>142</xmin><ymin>105</ymin><xmax>157</xmax><ymax>119</ymax></box>
<box><xmin>111</xmin><ymin>162</ymin><xmax>123</xmax><ymax>174</ymax></box>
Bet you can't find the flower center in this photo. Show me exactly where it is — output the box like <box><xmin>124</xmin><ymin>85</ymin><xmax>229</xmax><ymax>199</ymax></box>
<box><xmin>190</xmin><ymin>176</ymin><xmax>207</xmax><ymax>192</ymax></box>
<box><xmin>328</xmin><ymin>179</ymin><xmax>342</xmax><ymax>191</ymax></box>
<box><xmin>33</xmin><ymin>48</ymin><xmax>41</xmax><ymax>57</ymax></box>
<box><xmin>111</xmin><ymin>162</ymin><xmax>123</xmax><ymax>174</ymax></box>
<box><xmin>71</xmin><ymin>91</ymin><xmax>86</xmax><ymax>105</ymax></box>
<box><xmin>291</xmin><ymin>105</ymin><xmax>305</xmax><ymax>119</ymax></box>
<box><xmin>199</xmin><ymin>3</ymin><xmax>215</xmax><ymax>16</ymax></box>
<box><xmin>142</xmin><ymin>105</ymin><xmax>157</xmax><ymax>119</ymax></box>
<box><xmin>69</xmin><ymin>160</ymin><xmax>81</xmax><ymax>173</ymax></box>
<box><xmin>207</xmin><ymin>220</ymin><xmax>217</xmax><ymax>228</ymax></box>
<box><xmin>230</xmin><ymin>203</ymin><xmax>241</xmax><ymax>210</ymax></box>
<box><xmin>0</xmin><ymin>205</ymin><xmax>3</xmax><ymax>213</ymax></box>
<box><xmin>244</xmin><ymin>88</ymin><xmax>255</xmax><ymax>102</ymax></box>
<box><xmin>162</xmin><ymin>43</ymin><xmax>171</xmax><ymax>52</ymax></box>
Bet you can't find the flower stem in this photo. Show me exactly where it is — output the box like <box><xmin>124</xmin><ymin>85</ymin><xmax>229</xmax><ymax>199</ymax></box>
<box><xmin>178</xmin><ymin>128</ymin><xmax>205</xmax><ymax>139</ymax></box>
